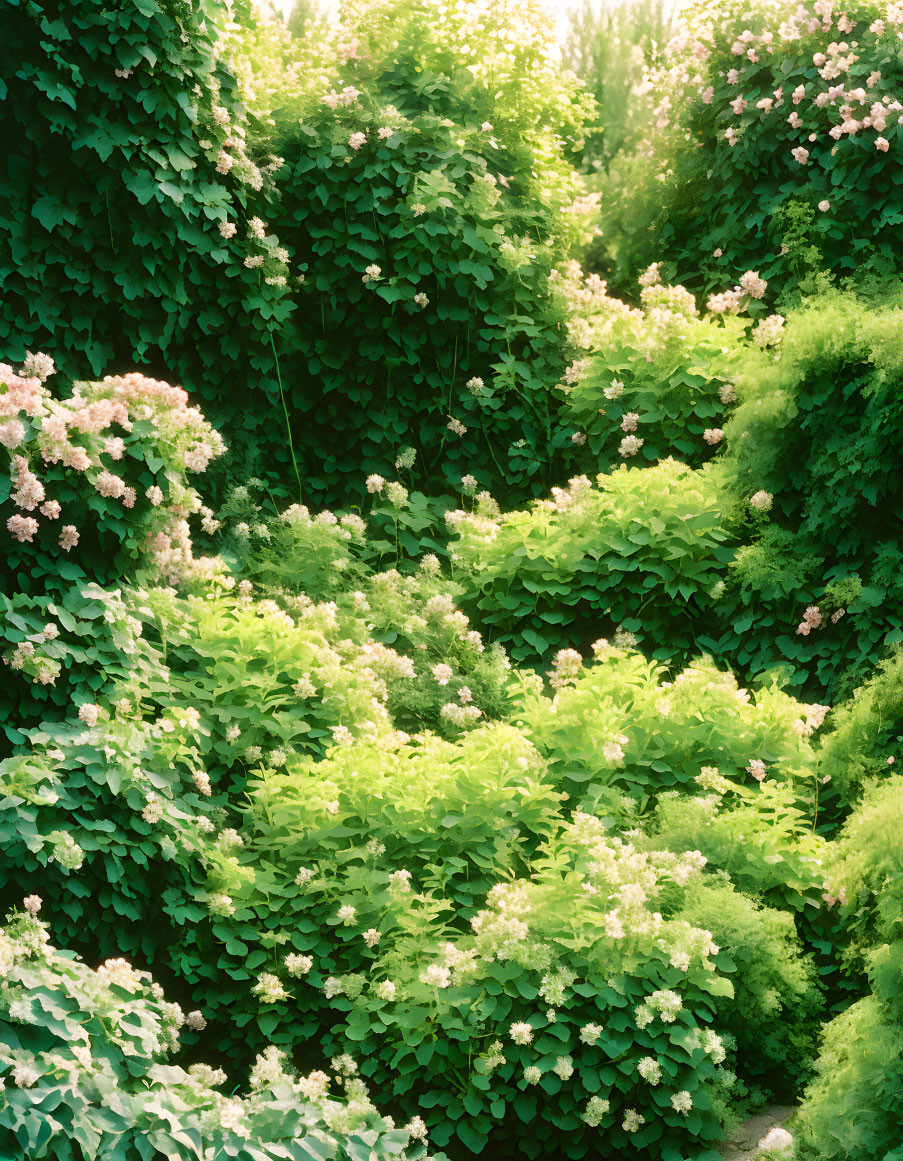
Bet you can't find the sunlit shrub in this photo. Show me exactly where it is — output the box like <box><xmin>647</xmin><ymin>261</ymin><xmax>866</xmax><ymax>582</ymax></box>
<box><xmin>560</xmin><ymin>267</ymin><xmax>745</xmax><ymax>468</ymax></box>
<box><xmin>795</xmin><ymin>777</ymin><xmax>903</xmax><ymax>1160</ymax></box>
<box><xmin>514</xmin><ymin>644</ymin><xmax>819</xmax><ymax>815</ymax></box>
<box><xmin>449</xmin><ymin>459</ymin><xmax>730</xmax><ymax>662</ymax></box>
<box><xmin>204</xmin><ymin>771</ymin><xmax>750</xmax><ymax>1159</ymax></box>
<box><xmin>674</xmin><ymin>878</ymin><xmax>820</xmax><ymax>1088</ymax></box>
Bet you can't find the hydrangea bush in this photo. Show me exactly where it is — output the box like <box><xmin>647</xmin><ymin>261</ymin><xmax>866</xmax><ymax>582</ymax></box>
<box><xmin>646</xmin><ymin>0</ymin><xmax>903</xmax><ymax>298</ymax></box>
<box><xmin>0</xmin><ymin>904</ymin><xmax>436</xmax><ymax>1161</ymax></box>
<box><xmin>0</xmin><ymin>356</ymin><xmax>224</xmax><ymax>752</ymax></box>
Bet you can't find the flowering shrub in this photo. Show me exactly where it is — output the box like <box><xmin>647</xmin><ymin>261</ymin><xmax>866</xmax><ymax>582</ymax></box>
<box><xmin>0</xmin><ymin>553</ymin><xmax>818</xmax><ymax>1159</ymax></box>
<box><xmin>193</xmin><ymin>745</ymin><xmax>809</xmax><ymax>1159</ymax></box>
<box><xmin>514</xmin><ymin>644</ymin><xmax>821</xmax><ymax>814</ymax></box>
<box><xmin>0</xmin><ymin>357</ymin><xmax>223</xmax><ymax>752</ymax></box>
<box><xmin>647</xmin><ymin>0</ymin><xmax>903</xmax><ymax>297</ymax></box>
<box><xmin>559</xmin><ymin>264</ymin><xmax>745</xmax><ymax>468</ymax></box>
<box><xmin>226</xmin><ymin>0</ymin><xmax>596</xmax><ymax>501</ymax></box>
<box><xmin>0</xmin><ymin>903</ymin><xmax>434</xmax><ymax>1161</ymax></box>
<box><xmin>449</xmin><ymin>459</ymin><xmax>730</xmax><ymax>662</ymax></box>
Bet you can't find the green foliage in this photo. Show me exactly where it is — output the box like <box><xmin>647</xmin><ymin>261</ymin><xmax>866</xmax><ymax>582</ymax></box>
<box><xmin>0</xmin><ymin>527</ymin><xmax>821</xmax><ymax>1159</ymax></box>
<box><xmin>645</xmin><ymin>0</ymin><xmax>903</xmax><ymax>300</ymax></box>
<box><xmin>0</xmin><ymin>907</ymin><xmax>433</xmax><ymax>1161</ymax></box>
<box><xmin>815</xmin><ymin>652</ymin><xmax>903</xmax><ymax>817</ymax></box>
<box><xmin>0</xmin><ymin>0</ymin><xmax>290</xmax><ymax>436</ymax></box>
<box><xmin>561</xmin><ymin>277</ymin><xmax>745</xmax><ymax>467</ymax></box>
<box><xmin>1</xmin><ymin>0</ymin><xmax>599</xmax><ymax>505</ymax></box>
<box><xmin>450</xmin><ymin>458</ymin><xmax>731</xmax><ymax>663</ymax></box>
<box><xmin>7</xmin><ymin>2</ymin><xmax>903</xmax><ymax>1155</ymax></box>
<box><xmin>795</xmin><ymin>777</ymin><xmax>903</xmax><ymax>1160</ymax></box>
<box><xmin>226</xmin><ymin>0</ymin><xmax>595</xmax><ymax>502</ymax></box>
<box><xmin>645</xmin><ymin>779</ymin><xmax>825</xmax><ymax>913</ymax></box>
<box><xmin>188</xmin><ymin>760</ymin><xmax>761</xmax><ymax>1160</ymax></box>
<box><xmin>674</xmin><ymin>878</ymin><xmax>819</xmax><ymax>1087</ymax></box>
<box><xmin>710</xmin><ymin>289</ymin><xmax>903</xmax><ymax>700</ymax></box>
<box><xmin>453</xmin><ymin>284</ymin><xmax>903</xmax><ymax>701</ymax></box>
<box><xmin>514</xmin><ymin>646</ymin><xmax>817</xmax><ymax>816</ymax></box>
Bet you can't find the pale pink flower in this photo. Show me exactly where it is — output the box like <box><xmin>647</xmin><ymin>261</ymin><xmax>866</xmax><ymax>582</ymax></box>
<box><xmin>739</xmin><ymin>270</ymin><xmax>767</xmax><ymax>299</ymax></box>
<box><xmin>875</xmin><ymin>137</ymin><xmax>890</xmax><ymax>152</ymax></box>
<box><xmin>95</xmin><ymin>470</ymin><xmax>126</xmax><ymax>499</ymax></box>
<box><xmin>78</xmin><ymin>703</ymin><xmax>100</xmax><ymax>727</ymax></box>
<box><xmin>618</xmin><ymin>435</ymin><xmax>644</xmax><ymax>458</ymax></box>
<box><xmin>184</xmin><ymin>442</ymin><xmax>214</xmax><ymax>471</ymax></box>
<box><xmin>59</xmin><ymin>525</ymin><xmax>79</xmax><ymax>551</ymax></box>
<box><xmin>348</xmin><ymin>132</ymin><xmax>367</xmax><ymax>150</ymax></box>
<box><xmin>11</xmin><ymin>455</ymin><xmax>45</xmax><ymax>510</ymax></box>
<box><xmin>7</xmin><ymin>514</ymin><xmax>38</xmax><ymax>542</ymax></box>
<box><xmin>0</xmin><ymin>419</ymin><xmax>25</xmax><ymax>448</ymax></box>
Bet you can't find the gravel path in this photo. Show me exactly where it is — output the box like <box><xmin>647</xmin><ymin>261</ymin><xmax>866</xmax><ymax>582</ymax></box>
<box><xmin>717</xmin><ymin>1105</ymin><xmax>796</xmax><ymax>1161</ymax></box>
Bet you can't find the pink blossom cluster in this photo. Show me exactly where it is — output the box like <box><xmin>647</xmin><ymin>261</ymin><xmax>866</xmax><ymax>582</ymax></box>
<box><xmin>2</xmin><ymin>358</ymin><xmax>223</xmax><ymax>573</ymax></box>
<box><xmin>796</xmin><ymin>604</ymin><xmax>823</xmax><ymax>636</ymax></box>
<box><xmin>650</xmin><ymin>0</ymin><xmax>901</xmax><ymax>184</ymax></box>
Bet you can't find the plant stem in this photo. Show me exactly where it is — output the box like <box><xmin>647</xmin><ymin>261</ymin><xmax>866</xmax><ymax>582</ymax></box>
<box><xmin>269</xmin><ymin>331</ymin><xmax>302</xmax><ymax>501</ymax></box>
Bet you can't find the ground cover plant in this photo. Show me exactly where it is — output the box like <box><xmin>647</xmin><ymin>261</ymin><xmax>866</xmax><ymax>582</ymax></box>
<box><xmin>2</xmin><ymin>1</ymin><xmax>903</xmax><ymax>1159</ymax></box>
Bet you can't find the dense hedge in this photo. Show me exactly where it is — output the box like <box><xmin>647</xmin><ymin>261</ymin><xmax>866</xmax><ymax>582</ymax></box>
<box><xmin>0</xmin><ymin>0</ymin><xmax>290</xmax><ymax>436</ymax></box>
<box><xmin>2</xmin><ymin>0</ymin><xmax>598</xmax><ymax>504</ymax></box>
<box><xmin>453</xmin><ymin>282</ymin><xmax>903</xmax><ymax>702</ymax></box>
